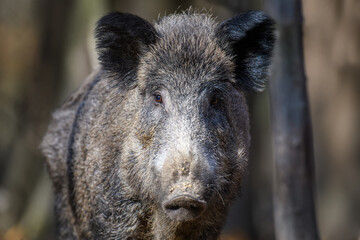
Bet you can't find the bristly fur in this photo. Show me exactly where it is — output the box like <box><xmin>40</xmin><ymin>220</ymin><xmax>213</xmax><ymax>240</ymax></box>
<box><xmin>95</xmin><ymin>12</ymin><xmax>158</xmax><ymax>88</ymax></box>
<box><xmin>41</xmin><ymin>10</ymin><xmax>275</xmax><ymax>240</ymax></box>
<box><xmin>216</xmin><ymin>11</ymin><xmax>275</xmax><ymax>92</ymax></box>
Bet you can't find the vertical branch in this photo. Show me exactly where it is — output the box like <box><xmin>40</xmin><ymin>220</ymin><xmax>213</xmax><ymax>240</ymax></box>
<box><xmin>266</xmin><ymin>0</ymin><xmax>320</xmax><ymax>239</ymax></box>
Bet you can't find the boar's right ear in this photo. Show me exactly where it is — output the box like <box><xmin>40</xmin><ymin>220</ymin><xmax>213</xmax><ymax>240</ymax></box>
<box><xmin>215</xmin><ymin>11</ymin><xmax>275</xmax><ymax>92</ymax></box>
<box><xmin>95</xmin><ymin>12</ymin><xmax>158</xmax><ymax>83</ymax></box>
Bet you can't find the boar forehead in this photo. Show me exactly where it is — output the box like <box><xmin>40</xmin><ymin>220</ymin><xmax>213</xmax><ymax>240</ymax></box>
<box><xmin>138</xmin><ymin>13</ymin><xmax>235</xmax><ymax>94</ymax></box>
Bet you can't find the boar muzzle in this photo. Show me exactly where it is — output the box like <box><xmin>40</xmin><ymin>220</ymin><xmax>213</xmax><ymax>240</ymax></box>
<box><xmin>163</xmin><ymin>194</ymin><xmax>207</xmax><ymax>221</ymax></box>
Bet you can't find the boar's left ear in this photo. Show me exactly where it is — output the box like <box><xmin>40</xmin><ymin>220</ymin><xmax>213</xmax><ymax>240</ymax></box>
<box><xmin>95</xmin><ymin>12</ymin><xmax>158</xmax><ymax>82</ymax></box>
<box><xmin>215</xmin><ymin>11</ymin><xmax>275</xmax><ymax>92</ymax></box>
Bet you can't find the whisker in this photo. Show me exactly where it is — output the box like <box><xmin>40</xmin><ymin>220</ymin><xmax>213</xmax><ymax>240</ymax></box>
<box><xmin>214</xmin><ymin>188</ymin><xmax>225</xmax><ymax>206</ymax></box>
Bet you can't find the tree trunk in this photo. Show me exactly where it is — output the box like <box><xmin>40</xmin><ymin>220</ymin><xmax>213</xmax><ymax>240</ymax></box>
<box><xmin>266</xmin><ymin>0</ymin><xmax>320</xmax><ymax>239</ymax></box>
<box><xmin>0</xmin><ymin>0</ymin><xmax>74</xmax><ymax>237</ymax></box>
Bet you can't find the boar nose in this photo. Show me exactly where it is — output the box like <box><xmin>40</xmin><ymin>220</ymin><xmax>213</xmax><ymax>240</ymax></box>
<box><xmin>163</xmin><ymin>195</ymin><xmax>206</xmax><ymax>221</ymax></box>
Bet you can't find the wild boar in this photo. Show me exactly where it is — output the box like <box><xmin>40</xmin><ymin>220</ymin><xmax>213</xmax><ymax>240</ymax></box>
<box><xmin>41</xmin><ymin>10</ymin><xmax>275</xmax><ymax>240</ymax></box>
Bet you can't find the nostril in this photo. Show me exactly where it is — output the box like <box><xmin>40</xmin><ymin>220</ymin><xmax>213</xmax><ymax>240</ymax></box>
<box><xmin>167</xmin><ymin>204</ymin><xmax>180</xmax><ymax>211</ymax></box>
<box><xmin>190</xmin><ymin>204</ymin><xmax>198</xmax><ymax>210</ymax></box>
<box><xmin>165</xmin><ymin>203</ymin><xmax>201</xmax><ymax>212</ymax></box>
<box><xmin>163</xmin><ymin>195</ymin><xmax>206</xmax><ymax>221</ymax></box>
<box><xmin>164</xmin><ymin>197</ymin><xmax>205</xmax><ymax>212</ymax></box>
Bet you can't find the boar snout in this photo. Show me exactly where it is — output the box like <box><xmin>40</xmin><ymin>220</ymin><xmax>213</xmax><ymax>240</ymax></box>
<box><xmin>163</xmin><ymin>195</ymin><xmax>206</xmax><ymax>221</ymax></box>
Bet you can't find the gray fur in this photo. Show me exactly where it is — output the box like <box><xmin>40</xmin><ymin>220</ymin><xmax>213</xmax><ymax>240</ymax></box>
<box><xmin>41</xmin><ymin>11</ymin><xmax>275</xmax><ymax>240</ymax></box>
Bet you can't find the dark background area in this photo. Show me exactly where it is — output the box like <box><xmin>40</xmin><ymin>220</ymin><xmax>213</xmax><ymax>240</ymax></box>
<box><xmin>0</xmin><ymin>0</ymin><xmax>359</xmax><ymax>239</ymax></box>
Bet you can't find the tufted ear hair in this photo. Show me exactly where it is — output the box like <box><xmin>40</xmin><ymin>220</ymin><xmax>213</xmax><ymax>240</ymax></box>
<box><xmin>215</xmin><ymin>11</ymin><xmax>275</xmax><ymax>92</ymax></box>
<box><xmin>95</xmin><ymin>12</ymin><xmax>158</xmax><ymax>82</ymax></box>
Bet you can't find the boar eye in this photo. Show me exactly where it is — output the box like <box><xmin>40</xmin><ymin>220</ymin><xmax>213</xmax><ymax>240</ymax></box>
<box><xmin>210</xmin><ymin>95</ymin><xmax>220</xmax><ymax>106</ymax></box>
<box><xmin>154</xmin><ymin>94</ymin><xmax>163</xmax><ymax>104</ymax></box>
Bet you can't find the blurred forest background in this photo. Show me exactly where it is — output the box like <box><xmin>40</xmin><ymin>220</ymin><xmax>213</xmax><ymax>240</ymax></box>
<box><xmin>0</xmin><ymin>0</ymin><xmax>359</xmax><ymax>239</ymax></box>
